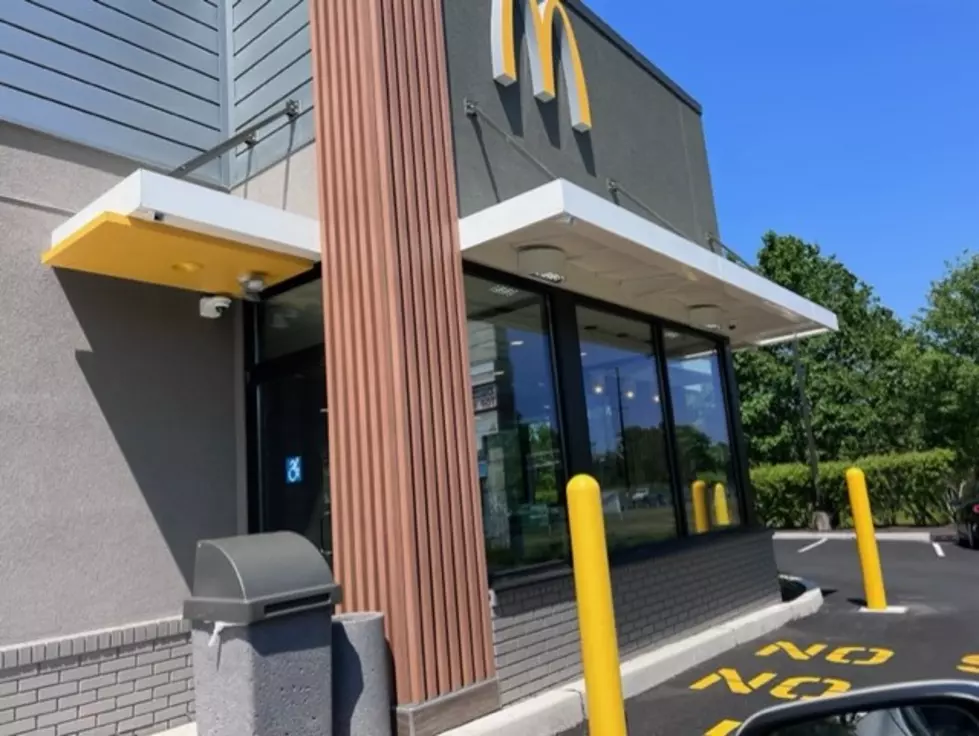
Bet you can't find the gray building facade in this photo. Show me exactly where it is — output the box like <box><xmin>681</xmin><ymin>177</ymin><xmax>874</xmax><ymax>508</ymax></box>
<box><xmin>0</xmin><ymin>1</ymin><xmax>826</xmax><ymax>734</ymax></box>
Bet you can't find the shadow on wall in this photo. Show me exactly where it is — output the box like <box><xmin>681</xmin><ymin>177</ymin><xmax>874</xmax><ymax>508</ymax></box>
<box><xmin>56</xmin><ymin>269</ymin><xmax>239</xmax><ymax>586</ymax></box>
<box><xmin>236</xmin><ymin>120</ymin><xmax>299</xmax><ymax>209</ymax></box>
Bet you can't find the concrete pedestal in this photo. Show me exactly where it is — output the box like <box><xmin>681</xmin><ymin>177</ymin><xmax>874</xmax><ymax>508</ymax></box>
<box><xmin>192</xmin><ymin>608</ymin><xmax>333</xmax><ymax>736</ymax></box>
<box><xmin>332</xmin><ymin>612</ymin><xmax>392</xmax><ymax>736</ymax></box>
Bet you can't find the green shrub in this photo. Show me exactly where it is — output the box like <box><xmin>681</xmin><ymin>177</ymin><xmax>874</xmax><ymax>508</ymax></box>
<box><xmin>751</xmin><ymin>449</ymin><xmax>957</xmax><ymax>528</ymax></box>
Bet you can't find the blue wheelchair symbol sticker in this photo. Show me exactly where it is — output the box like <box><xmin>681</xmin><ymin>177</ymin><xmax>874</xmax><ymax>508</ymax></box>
<box><xmin>285</xmin><ymin>456</ymin><xmax>303</xmax><ymax>484</ymax></box>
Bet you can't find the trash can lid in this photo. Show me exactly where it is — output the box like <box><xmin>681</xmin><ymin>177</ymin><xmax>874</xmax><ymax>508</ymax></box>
<box><xmin>183</xmin><ymin>531</ymin><xmax>342</xmax><ymax>625</ymax></box>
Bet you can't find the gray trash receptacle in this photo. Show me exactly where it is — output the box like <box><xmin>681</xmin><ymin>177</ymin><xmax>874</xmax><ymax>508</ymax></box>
<box><xmin>333</xmin><ymin>612</ymin><xmax>392</xmax><ymax>736</ymax></box>
<box><xmin>184</xmin><ymin>532</ymin><xmax>342</xmax><ymax>736</ymax></box>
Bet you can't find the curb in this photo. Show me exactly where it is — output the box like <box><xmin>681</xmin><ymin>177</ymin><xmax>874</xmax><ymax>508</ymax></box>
<box><xmin>773</xmin><ymin>530</ymin><xmax>933</xmax><ymax>543</ymax></box>
<box><xmin>157</xmin><ymin>727</ymin><xmax>196</xmax><ymax>736</ymax></box>
<box><xmin>440</xmin><ymin>587</ymin><xmax>823</xmax><ymax>736</ymax></box>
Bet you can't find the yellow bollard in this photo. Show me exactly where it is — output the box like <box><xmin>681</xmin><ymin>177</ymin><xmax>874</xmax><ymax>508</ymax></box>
<box><xmin>845</xmin><ymin>468</ymin><xmax>888</xmax><ymax>610</ymax></box>
<box><xmin>713</xmin><ymin>483</ymin><xmax>731</xmax><ymax>526</ymax></box>
<box><xmin>692</xmin><ymin>480</ymin><xmax>710</xmax><ymax>533</ymax></box>
<box><xmin>566</xmin><ymin>474</ymin><xmax>627</xmax><ymax>736</ymax></box>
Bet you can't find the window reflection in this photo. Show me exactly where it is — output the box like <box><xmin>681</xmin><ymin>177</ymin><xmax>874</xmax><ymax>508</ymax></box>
<box><xmin>465</xmin><ymin>275</ymin><xmax>566</xmax><ymax>572</ymax></box>
<box><xmin>577</xmin><ymin>307</ymin><xmax>677</xmax><ymax>549</ymax></box>
<box><xmin>259</xmin><ymin>277</ymin><xmax>324</xmax><ymax>361</ymax></box>
<box><xmin>663</xmin><ymin>330</ymin><xmax>741</xmax><ymax>533</ymax></box>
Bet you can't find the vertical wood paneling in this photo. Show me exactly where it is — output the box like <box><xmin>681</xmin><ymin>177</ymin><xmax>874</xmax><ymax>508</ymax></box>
<box><xmin>307</xmin><ymin>0</ymin><xmax>494</xmax><ymax>705</ymax></box>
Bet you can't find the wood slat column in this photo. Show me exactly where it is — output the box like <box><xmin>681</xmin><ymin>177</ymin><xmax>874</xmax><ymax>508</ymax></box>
<box><xmin>307</xmin><ymin>0</ymin><xmax>496</xmax><ymax>708</ymax></box>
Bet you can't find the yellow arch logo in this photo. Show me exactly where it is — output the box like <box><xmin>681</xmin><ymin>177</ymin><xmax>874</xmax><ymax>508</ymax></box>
<box><xmin>491</xmin><ymin>0</ymin><xmax>593</xmax><ymax>132</ymax></box>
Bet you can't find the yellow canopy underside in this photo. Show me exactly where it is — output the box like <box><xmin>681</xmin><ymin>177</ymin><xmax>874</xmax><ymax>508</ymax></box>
<box><xmin>43</xmin><ymin>212</ymin><xmax>314</xmax><ymax>294</ymax></box>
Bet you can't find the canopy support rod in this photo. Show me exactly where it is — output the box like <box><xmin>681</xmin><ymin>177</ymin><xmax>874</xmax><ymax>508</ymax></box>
<box><xmin>170</xmin><ymin>99</ymin><xmax>300</xmax><ymax>179</ymax></box>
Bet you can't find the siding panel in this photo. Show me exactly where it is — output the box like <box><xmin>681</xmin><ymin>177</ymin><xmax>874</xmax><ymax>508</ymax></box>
<box><xmin>236</xmin><ymin>49</ymin><xmax>310</xmax><ymax>123</ymax></box>
<box><xmin>235</xmin><ymin>0</ymin><xmax>305</xmax><ymax>62</ymax></box>
<box><xmin>3</xmin><ymin>3</ymin><xmax>217</xmax><ymax>100</ymax></box>
<box><xmin>232</xmin><ymin>0</ymin><xmax>270</xmax><ymax>31</ymax></box>
<box><xmin>95</xmin><ymin>0</ymin><xmax>217</xmax><ymax>50</ymax></box>
<box><xmin>151</xmin><ymin>0</ymin><xmax>219</xmax><ymax>30</ymax></box>
<box><xmin>0</xmin><ymin>0</ymin><xmax>222</xmax><ymax>181</ymax></box>
<box><xmin>29</xmin><ymin>0</ymin><xmax>219</xmax><ymax>76</ymax></box>
<box><xmin>234</xmin><ymin>107</ymin><xmax>314</xmax><ymax>183</ymax></box>
<box><xmin>230</xmin><ymin>0</ymin><xmax>312</xmax><ymax>185</ymax></box>
<box><xmin>0</xmin><ymin>55</ymin><xmax>217</xmax><ymax>150</ymax></box>
<box><xmin>234</xmin><ymin>0</ymin><xmax>302</xmax><ymax>53</ymax></box>
<box><xmin>0</xmin><ymin>23</ymin><xmax>218</xmax><ymax>124</ymax></box>
<box><xmin>0</xmin><ymin>85</ymin><xmax>220</xmax><ymax>180</ymax></box>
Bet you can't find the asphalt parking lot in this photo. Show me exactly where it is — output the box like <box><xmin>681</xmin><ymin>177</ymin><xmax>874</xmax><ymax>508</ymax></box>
<box><xmin>619</xmin><ymin>537</ymin><xmax>979</xmax><ymax>735</ymax></box>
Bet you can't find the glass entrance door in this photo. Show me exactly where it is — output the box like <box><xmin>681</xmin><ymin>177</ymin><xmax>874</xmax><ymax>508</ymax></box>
<box><xmin>253</xmin><ymin>349</ymin><xmax>331</xmax><ymax>560</ymax></box>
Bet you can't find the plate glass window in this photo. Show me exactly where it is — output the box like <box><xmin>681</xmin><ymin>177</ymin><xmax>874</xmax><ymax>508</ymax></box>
<box><xmin>465</xmin><ymin>275</ymin><xmax>566</xmax><ymax>572</ymax></box>
<box><xmin>259</xmin><ymin>279</ymin><xmax>325</xmax><ymax>361</ymax></box>
<box><xmin>663</xmin><ymin>329</ymin><xmax>742</xmax><ymax>533</ymax></box>
<box><xmin>577</xmin><ymin>307</ymin><xmax>678</xmax><ymax>549</ymax></box>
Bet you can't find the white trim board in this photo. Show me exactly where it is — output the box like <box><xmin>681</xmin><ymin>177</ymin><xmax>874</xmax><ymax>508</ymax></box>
<box><xmin>458</xmin><ymin>179</ymin><xmax>839</xmax><ymax>346</ymax></box>
<box><xmin>50</xmin><ymin>169</ymin><xmax>321</xmax><ymax>261</ymax></box>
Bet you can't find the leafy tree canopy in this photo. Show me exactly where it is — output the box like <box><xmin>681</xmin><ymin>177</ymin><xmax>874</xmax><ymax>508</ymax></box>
<box><xmin>735</xmin><ymin>232</ymin><xmax>923</xmax><ymax>466</ymax></box>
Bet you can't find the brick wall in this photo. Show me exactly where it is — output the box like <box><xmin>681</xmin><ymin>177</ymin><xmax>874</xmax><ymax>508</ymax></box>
<box><xmin>0</xmin><ymin>618</ymin><xmax>192</xmax><ymax>736</ymax></box>
<box><xmin>491</xmin><ymin>529</ymin><xmax>780</xmax><ymax>704</ymax></box>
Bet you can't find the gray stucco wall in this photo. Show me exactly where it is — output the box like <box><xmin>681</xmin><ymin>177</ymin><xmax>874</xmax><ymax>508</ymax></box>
<box><xmin>232</xmin><ymin>140</ymin><xmax>319</xmax><ymax>218</ymax></box>
<box><xmin>443</xmin><ymin>0</ymin><xmax>720</xmax><ymax>247</ymax></box>
<box><xmin>492</xmin><ymin>530</ymin><xmax>780</xmax><ymax>704</ymax></box>
<box><xmin>0</xmin><ymin>123</ymin><xmax>239</xmax><ymax>647</ymax></box>
<box><xmin>0</xmin><ymin>0</ymin><xmax>224</xmax><ymax>183</ymax></box>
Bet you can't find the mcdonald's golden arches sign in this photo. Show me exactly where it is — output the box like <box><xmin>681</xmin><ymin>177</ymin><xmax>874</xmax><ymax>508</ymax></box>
<box><xmin>491</xmin><ymin>0</ymin><xmax>593</xmax><ymax>132</ymax></box>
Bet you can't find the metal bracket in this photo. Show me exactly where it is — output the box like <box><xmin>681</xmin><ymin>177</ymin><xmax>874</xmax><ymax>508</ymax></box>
<box><xmin>464</xmin><ymin>98</ymin><xmax>479</xmax><ymax>118</ymax></box>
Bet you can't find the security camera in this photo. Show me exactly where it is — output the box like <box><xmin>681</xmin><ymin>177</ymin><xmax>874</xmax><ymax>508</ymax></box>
<box><xmin>238</xmin><ymin>272</ymin><xmax>267</xmax><ymax>300</ymax></box>
<box><xmin>200</xmin><ymin>295</ymin><xmax>232</xmax><ymax>319</ymax></box>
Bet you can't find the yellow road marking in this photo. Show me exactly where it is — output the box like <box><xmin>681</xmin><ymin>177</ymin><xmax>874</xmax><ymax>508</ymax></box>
<box><xmin>690</xmin><ymin>668</ymin><xmax>777</xmax><ymax>695</ymax></box>
<box><xmin>770</xmin><ymin>676</ymin><xmax>852</xmax><ymax>701</ymax></box>
<box><xmin>825</xmin><ymin>646</ymin><xmax>894</xmax><ymax>666</ymax></box>
<box><xmin>958</xmin><ymin>654</ymin><xmax>979</xmax><ymax>674</ymax></box>
<box><xmin>704</xmin><ymin>719</ymin><xmax>742</xmax><ymax>735</ymax></box>
<box><xmin>756</xmin><ymin>641</ymin><xmax>828</xmax><ymax>660</ymax></box>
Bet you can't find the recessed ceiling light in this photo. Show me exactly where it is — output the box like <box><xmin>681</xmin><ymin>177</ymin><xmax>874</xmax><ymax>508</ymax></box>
<box><xmin>625</xmin><ymin>390</ymin><xmax>635</xmax><ymax>399</ymax></box>
<box><xmin>689</xmin><ymin>305</ymin><xmax>722</xmax><ymax>331</ymax></box>
<box><xmin>518</xmin><ymin>245</ymin><xmax>567</xmax><ymax>284</ymax></box>
<box><xmin>510</xmin><ymin>340</ymin><xmax>524</xmax><ymax>347</ymax></box>
<box><xmin>594</xmin><ymin>385</ymin><xmax>604</xmax><ymax>394</ymax></box>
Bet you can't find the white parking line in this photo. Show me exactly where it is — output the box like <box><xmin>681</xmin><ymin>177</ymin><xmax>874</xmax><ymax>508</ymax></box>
<box><xmin>933</xmin><ymin>542</ymin><xmax>946</xmax><ymax>558</ymax></box>
<box><xmin>798</xmin><ymin>537</ymin><xmax>828</xmax><ymax>553</ymax></box>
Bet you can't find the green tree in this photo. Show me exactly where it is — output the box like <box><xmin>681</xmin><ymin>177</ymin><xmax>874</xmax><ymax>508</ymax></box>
<box><xmin>734</xmin><ymin>232</ymin><xmax>922</xmax><ymax>465</ymax></box>
<box><xmin>918</xmin><ymin>251</ymin><xmax>979</xmax><ymax>359</ymax></box>
<box><xmin>913</xmin><ymin>252</ymin><xmax>979</xmax><ymax>485</ymax></box>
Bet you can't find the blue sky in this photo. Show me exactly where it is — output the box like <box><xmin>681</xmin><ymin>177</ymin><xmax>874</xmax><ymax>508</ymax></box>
<box><xmin>584</xmin><ymin>0</ymin><xmax>979</xmax><ymax>321</ymax></box>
